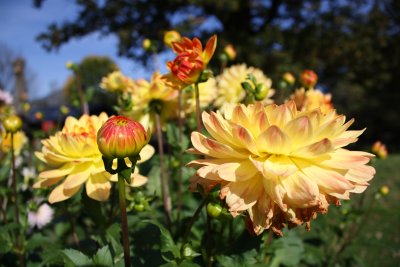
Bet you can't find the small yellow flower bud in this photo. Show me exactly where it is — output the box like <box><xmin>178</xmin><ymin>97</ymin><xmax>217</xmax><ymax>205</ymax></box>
<box><xmin>3</xmin><ymin>115</ymin><xmax>23</xmax><ymax>133</ymax></box>
<box><xmin>60</xmin><ymin>105</ymin><xmax>70</xmax><ymax>115</ymax></box>
<box><xmin>142</xmin><ymin>38</ymin><xmax>152</xmax><ymax>51</ymax></box>
<box><xmin>282</xmin><ymin>72</ymin><xmax>295</xmax><ymax>85</ymax></box>
<box><xmin>380</xmin><ymin>185</ymin><xmax>389</xmax><ymax>195</ymax></box>
<box><xmin>163</xmin><ymin>30</ymin><xmax>181</xmax><ymax>48</ymax></box>
<box><xmin>223</xmin><ymin>44</ymin><xmax>237</xmax><ymax>61</ymax></box>
<box><xmin>34</xmin><ymin>111</ymin><xmax>43</xmax><ymax>120</ymax></box>
<box><xmin>97</xmin><ymin>116</ymin><xmax>150</xmax><ymax>159</ymax></box>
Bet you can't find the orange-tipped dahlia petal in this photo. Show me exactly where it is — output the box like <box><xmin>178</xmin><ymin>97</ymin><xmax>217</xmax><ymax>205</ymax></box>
<box><xmin>188</xmin><ymin>102</ymin><xmax>375</xmax><ymax>235</ymax></box>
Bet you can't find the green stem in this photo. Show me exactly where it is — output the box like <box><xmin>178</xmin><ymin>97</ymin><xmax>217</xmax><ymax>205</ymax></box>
<box><xmin>182</xmin><ymin>195</ymin><xmax>208</xmax><ymax>246</ymax></box>
<box><xmin>155</xmin><ymin>113</ymin><xmax>172</xmax><ymax>230</ymax></box>
<box><xmin>11</xmin><ymin>133</ymin><xmax>24</xmax><ymax>267</ymax></box>
<box><xmin>194</xmin><ymin>83</ymin><xmax>202</xmax><ymax>133</ymax></box>
<box><xmin>118</xmin><ymin>166</ymin><xmax>132</xmax><ymax>267</ymax></box>
<box><xmin>177</xmin><ymin>91</ymin><xmax>183</xmax><ymax>222</ymax></box>
<box><xmin>75</xmin><ymin>72</ymin><xmax>89</xmax><ymax>115</ymax></box>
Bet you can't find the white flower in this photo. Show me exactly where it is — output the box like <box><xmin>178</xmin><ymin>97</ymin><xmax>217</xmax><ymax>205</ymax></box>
<box><xmin>28</xmin><ymin>203</ymin><xmax>54</xmax><ymax>229</ymax></box>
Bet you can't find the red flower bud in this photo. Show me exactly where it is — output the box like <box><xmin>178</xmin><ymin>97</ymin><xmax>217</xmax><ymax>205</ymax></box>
<box><xmin>97</xmin><ymin>116</ymin><xmax>150</xmax><ymax>159</ymax></box>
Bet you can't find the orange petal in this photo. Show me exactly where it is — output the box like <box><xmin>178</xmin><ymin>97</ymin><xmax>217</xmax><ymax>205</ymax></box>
<box><xmin>202</xmin><ymin>35</ymin><xmax>217</xmax><ymax>65</ymax></box>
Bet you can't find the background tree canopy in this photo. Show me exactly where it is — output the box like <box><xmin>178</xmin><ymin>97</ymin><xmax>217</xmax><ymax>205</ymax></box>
<box><xmin>34</xmin><ymin>0</ymin><xmax>400</xmax><ymax>151</ymax></box>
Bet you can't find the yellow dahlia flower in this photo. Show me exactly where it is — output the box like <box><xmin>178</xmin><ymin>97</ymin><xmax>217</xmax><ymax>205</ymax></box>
<box><xmin>289</xmin><ymin>88</ymin><xmax>333</xmax><ymax>115</ymax></box>
<box><xmin>182</xmin><ymin>77</ymin><xmax>217</xmax><ymax>114</ymax></box>
<box><xmin>34</xmin><ymin>113</ymin><xmax>154</xmax><ymax>203</ymax></box>
<box><xmin>124</xmin><ymin>71</ymin><xmax>178</xmax><ymax>131</ymax></box>
<box><xmin>1</xmin><ymin>130</ymin><xmax>28</xmax><ymax>156</ymax></box>
<box><xmin>214</xmin><ymin>64</ymin><xmax>275</xmax><ymax>112</ymax></box>
<box><xmin>188</xmin><ymin>102</ymin><xmax>375</xmax><ymax>235</ymax></box>
<box><xmin>100</xmin><ymin>71</ymin><xmax>135</xmax><ymax>93</ymax></box>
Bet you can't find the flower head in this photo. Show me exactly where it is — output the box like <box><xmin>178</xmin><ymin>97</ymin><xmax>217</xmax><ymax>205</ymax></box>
<box><xmin>100</xmin><ymin>71</ymin><xmax>135</xmax><ymax>93</ymax></box>
<box><xmin>214</xmin><ymin>64</ymin><xmax>274</xmax><ymax>112</ymax></box>
<box><xmin>164</xmin><ymin>35</ymin><xmax>217</xmax><ymax>90</ymax></box>
<box><xmin>34</xmin><ymin>113</ymin><xmax>154</xmax><ymax>203</ymax></box>
<box><xmin>223</xmin><ymin>44</ymin><xmax>237</xmax><ymax>61</ymax></box>
<box><xmin>371</xmin><ymin>141</ymin><xmax>388</xmax><ymax>159</ymax></box>
<box><xmin>290</xmin><ymin>88</ymin><xmax>333</xmax><ymax>115</ymax></box>
<box><xmin>97</xmin><ymin>116</ymin><xmax>150</xmax><ymax>159</ymax></box>
<box><xmin>282</xmin><ymin>72</ymin><xmax>295</xmax><ymax>86</ymax></box>
<box><xmin>28</xmin><ymin>203</ymin><xmax>54</xmax><ymax>229</ymax></box>
<box><xmin>188</xmin><ymin>102</ymin><xmax>375</xmax><ymax>235</ymax></box>
<box><xmin>124</xmin><ymin>71</ymin><xmax>178</xmax><ymax>131</ymax></box>
<box><xmin>300</xmin><ymin>70</ymin><xmax>318</xmax><ymax>88</ymax></box>
<box><xmin>3</xmin><ymin>114</ymin><xmax>23</xmax><ymax>133</ymax></box>
<box><xmin>1</xmin><ymin>129</ymin><xmax>28</xmax><ymax>156</ymax></box>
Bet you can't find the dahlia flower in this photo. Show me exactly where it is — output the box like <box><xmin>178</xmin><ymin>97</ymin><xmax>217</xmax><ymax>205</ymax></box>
<box><xmin>214</xmin><ymin>64</ymin><xmax>275</xmax><ymax>113</ymax></box>
<box><xmin>163</xmin><ymin>35</ymin><xmax>217</xmax><ymax>90</ymax></box>
<box><xmin>100</xmin><ymin>71</ymin><xmax>135</xmax><ymax>93</ymax></box>
<box><xmin>124</xmin><ymin>71</ymin><xmax>178</xmax><ymax>131</ymax></box>
<box><xmin>188</xmin><ymin>102</ymin><xmax>375</xmax><ymax>235</ymax></box>
<box><xmin>0</xmin><ymin>130</ymin><xmax>28</xmax><ymax>156</ymax></box>
<box><xmin>34</xmin><ymin>113</ymin><xmax>154</xmax><ymax>203</ymax></box>
<box><xmin>290</xmin><ymin>88</ymin><xmax>333</xmax><ymax>115</ymax></box>
<box><xmin>164</xmin><ymin>30</ymin><xmax>181</xmax><ymax>48</ymax></box>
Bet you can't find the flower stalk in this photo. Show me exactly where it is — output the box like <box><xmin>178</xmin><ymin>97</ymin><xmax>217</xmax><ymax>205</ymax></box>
<box><xmin>194</xmin><ymin>82</ymin><xmax>202</xmax><ymax>133</ymax></box>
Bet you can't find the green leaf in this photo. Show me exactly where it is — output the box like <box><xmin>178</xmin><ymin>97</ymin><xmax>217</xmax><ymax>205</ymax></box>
<box><xmin>62</xmin><ymin>249</ymin><xmax>93</xmax><ymax>267</ymax></box>
<box><xmin>26</xmin><ymin>233</ymin><xmax>51</xmax><ymax>250</ymax></box>
<box><xmin>142</xmin><ymin>220</ymin><xmax>180</xmax><ymax>259</ymax></box>
<box><xmin>216</xmin><ymin>249</ymin><xmax>262</xmax><ymax>267</ymax></box>
<box><xmin>93</xmin><ymin>245</ymin><xmax>113</xmax><ymax>266</ymax></box>
<box><xmin>81</xmin><ymin>190</ymin><xmax>105</xmax><ymax>227</ymax></box>
<box><xmin>269</xmin><ymin>231</ymin><xmax>305</xmax><ymax>267</ymax></box>
<box><xmin>0</xmin><ymin>231</ymin><xmax>13</xmax><ymax>254</ymax></box>
<box><xmin>106</xmin><ymin>223</ymin><xmax>123</xmax><ymax>258</ymax></box>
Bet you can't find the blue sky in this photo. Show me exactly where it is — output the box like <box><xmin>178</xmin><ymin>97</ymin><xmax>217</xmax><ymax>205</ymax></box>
<box><xmin>0</xmin><ymin>0</ymin><xmax>154</xmax><ymax>99</ymax></box>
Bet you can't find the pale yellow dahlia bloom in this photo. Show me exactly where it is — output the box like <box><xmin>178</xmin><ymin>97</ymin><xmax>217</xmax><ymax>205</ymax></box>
<box><xmin>188</xmin><ymin>102</ymin><xmax>375</xmax><ymax>235</ymax></box>
<box><xmin>124</xmin><ymin>71</ymin><xmax>178</xmax><ymax>131</ymax></box>
<box><xmin>289</xmin><ymin>88</ymin><xmax>333</xmax><ymax>115</ymax></box>
<box><xmin>100</xmin><ymin>71</ymin><xmax>135</xmax><ymax>93</ymax></box>
<box><xmin>182</xmin><ymin>77</ymin><xmax>217</xmax><ymax>114</ymax></box>
<box><xmin>0</xmin><ymin>130</ymin><xmax>28</xmax><ymax>156</ymax></box>
<box><xmin>214</xmin><ymin>64</ymin><xmax>275</xmax><ymax>112</ymax></box>
<box><xmin>34</xmin><ymin>113</ymin><xmax>154</xmax><ymax>203</ymax></box>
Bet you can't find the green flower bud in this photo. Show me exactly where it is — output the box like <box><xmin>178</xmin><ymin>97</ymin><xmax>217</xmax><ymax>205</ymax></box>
<box><xmin>207</xmin><ymin>202</ymin><xmax>222</xmax><ymax>218</ymax></box>
<box><xmin>3</xmin><ymin>115</ymin><xmax>22</xmax><ymax>133</ymax></box>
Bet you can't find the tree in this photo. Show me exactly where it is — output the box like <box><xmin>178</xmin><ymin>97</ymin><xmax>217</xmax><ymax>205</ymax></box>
<box><xmin>63</xmin><ymin>55</ymin><xmax>119</xmax><ymax>115</ymax></box>
<box><xmin>34</xmin><ymin>0</ymin><xmax>400</xmax><ymax>150</ymax></box>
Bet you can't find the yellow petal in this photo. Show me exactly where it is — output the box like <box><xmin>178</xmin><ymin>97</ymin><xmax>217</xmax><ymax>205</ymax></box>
<box><xmin>48</xmin><ymin>183</ymin><xmax>81</xmax><ymax>204</ymax></box>
<box><xmin>63</xmin><ymin>163</ymin><xmax>92</xmax><ymax>190</ymax></box>
<box><xmin>191</xmin><ymin>132</ymin><xmax>247</xmax><ymax>159</ymax></box>
<box><xmin>284</xmin><ymin>116</ymin><xmax>313</xmax><ymax>146</ymax></box>
<box><xmin>33</xmin><ymin>177</ymin><xmax>64</xmax><ymax>188</ymax></box>
<box><xmin>292</xmin><ymin>138</ymin><xmax>333</xmax><ymax>158</ymax></box>
<box><xmin>38</xmin><ymin>163</ymin><xmax>74</xmax><ymax>179</ymax></box>
<box><xmin>138</xmin><ymin>144</ymin><xmax>155</xmax><ymax>164</ymax></box>
<box><xmin>256</xmin><ymin>125</ymin><xmax>292</xmax><ymax>155</ymax></box>
<box><xmin>262</xmin><ymin>176</ymin><xmax>287</xmax><ymax>211</ymax></box>
<box><xmin>263</xmin><ymin>155</ymin><xmax>298</xmax><ymax>177</ymax></box>
<box><xmin>231</xmin><ymin>124</ymin><xmax>259</xmax><ymax>155</ymax></box>
<box><xmin>86</xmin><ymin>172</ymin><xmax>111</xmax><ymax>201</ymax></box>
<box><xmin>217</xmin><ymin>160</ymin><xmax>258</xmax><ymax>182</ymax></box>
<box><xmin>281</xmin><ymin>173</ymin><xmax>319</xmax><ymax>208</ymax></box>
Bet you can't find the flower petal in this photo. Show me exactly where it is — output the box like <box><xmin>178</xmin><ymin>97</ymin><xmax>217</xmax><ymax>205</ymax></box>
<box><xmin>256</xmin><ymin>125</ymin><xmax>292</xmax><ymax>155</ymax></box>
<box><xmin>86</xmin><ymin>172</ymin><xmax>111</xmax><ymax>201</ymax></box>
<box><xmin>48</xmin><ymin>183</ymin><xmax>81</xmax><ymax>204</ymax></box>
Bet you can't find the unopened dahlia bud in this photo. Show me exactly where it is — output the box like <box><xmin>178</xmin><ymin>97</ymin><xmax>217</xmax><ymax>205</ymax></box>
<box><xmin>380</xmin><ymin>185</ymin><xmax>389</xmax><ymax>196</ymax></box>
<box><xmin>223</xmin><ymin>44</ymin><xmax>237</xmax><ymax>61</ymax></box>
<box><xmin>163</xmin><ymin>30</ymin><xmax>181</xmax><ymax>48</ymax></box>
<box><xmin>282</xmin><ymin>72</ymin><xmax>295</xmax><ymax>85</ymax></box>
<box><xmin>3</xmin><ymin>114</ymin><xmax>22</xmax><ymax>133</ymax></box>
<box><xmin>300</xmin><ymin>70</ymin><xmax>318</xmax><ymax>88</ymax></box>
<box><xmin>255</xmin><ymin>83</ymin><xmax>269</xmax><ymax>101</ymax></box>
<box><xmin>97</xmin><ymin>116</ymin><xmax>150</xmax><ymax>159</ymax></box>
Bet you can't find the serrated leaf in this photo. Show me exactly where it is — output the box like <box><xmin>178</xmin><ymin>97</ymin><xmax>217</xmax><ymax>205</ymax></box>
<box><xmin>93</xmin><ymin>245</ymin><xmax>113</xmax><ymax>266</ymax></box>
<box><xmin>26</xmin><ymin>233</ymin><xmax>51</xmax><ymax>250</ymax></box>
<box><xmin>0</xmin><ymin>232</ymin><xmax>13</xmax><ymax>254</ymax></box>
<box><xmin>62</xmin><ymin>249</ymin><xmax>92</xmax><ymax>267</ymax></box>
